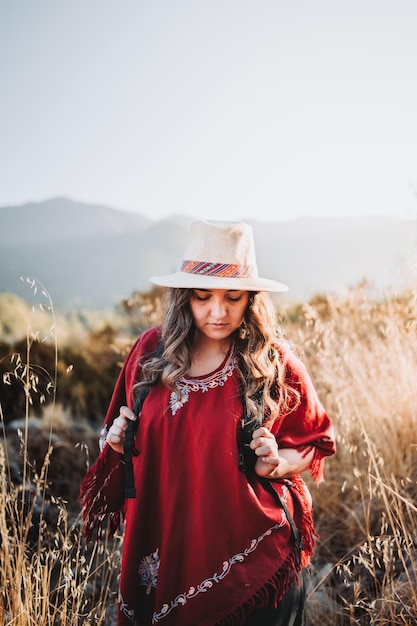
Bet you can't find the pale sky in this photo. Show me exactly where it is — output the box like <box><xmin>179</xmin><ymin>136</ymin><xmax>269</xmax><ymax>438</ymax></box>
<box><xmin>1</xmin><ymin>0</ymin><xmax>417</xmax><ymax>222</ymax></box>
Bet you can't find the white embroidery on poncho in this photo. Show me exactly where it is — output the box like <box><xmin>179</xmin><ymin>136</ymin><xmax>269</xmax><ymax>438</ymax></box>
<box><xmin>138</xmin><ymin>548</ymin><xmax>160</xmax><ymax>595</ymax></box>
<box><xmin>152</xmin><ymin>518</ymin><xmax>286</xmax><ymax>623</ymax></box>
<box><xmin>169</xmin><ymin>350</ymin><xmax>237</xmax><ymax>415</ymax></box>
<box><xmin>98</xmin><ymin>425</ymin><xmax>108</xmax><ymax>451</ymax></box>
<box><xmin>118</xmin><ymin>590</ymin><xmax>136</xmax><ymax>623</ymax></box>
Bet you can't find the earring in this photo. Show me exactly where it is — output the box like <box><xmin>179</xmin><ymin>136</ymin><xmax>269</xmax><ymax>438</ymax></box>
<box><xmin>239</xmin><ymin>318</ymin><xmax>249</xmax><ymax>339</ymax></box>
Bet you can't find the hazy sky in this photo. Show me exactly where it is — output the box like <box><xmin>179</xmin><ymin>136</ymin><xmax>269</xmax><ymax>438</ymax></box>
<box><xmin>1</xmin><ymin>0</ymin><xmax>417</xmax><ymax>222</ymax></box>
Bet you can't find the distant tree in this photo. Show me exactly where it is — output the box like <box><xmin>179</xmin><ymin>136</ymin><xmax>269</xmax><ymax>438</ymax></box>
<box><xmin>117</xmin><ymin>286</ymin><xmax>164</xmax><ymax>333</ymax></box>
<box><xmin>0</xmin><ymin>287</ymin><xmax>166</xmax><ymax>425</ymax></box>
<box><xmin>57</xmin><ymin>325</ymin><xmax>123</xmax><ymax>423</ymax></box>
<box><xmin>0</xmin><ymin>331</ymin><xmax>123</xmax><ymax>425</ymax></box>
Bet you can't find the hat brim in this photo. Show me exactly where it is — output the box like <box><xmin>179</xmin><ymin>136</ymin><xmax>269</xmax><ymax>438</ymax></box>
<box><xmin>149</xmin><ymin>272</ymin><xmax>288</xmax><ymax>292</ymax></box>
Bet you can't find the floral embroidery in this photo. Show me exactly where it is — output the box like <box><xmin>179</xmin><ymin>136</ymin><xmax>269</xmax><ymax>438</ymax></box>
<box><xmin>139</xmin><ymin>548</ymin><xmax>160</xmax><ymax>594</ymax></box>
<box><xmin>99</xmin><ymin>425</ymin><xmax>108</xmax><ymax>451</ymax></box>
<box><xmin>169</xmin><ymin>386</ymin><xmax>190</xmax><ymax>416</ymax></box>
<box><xmin>152</xmin><ymin>520</ymin><xmax>285</xmax><ymax>622</ymax></box>
<box><xmin>169</xmin><ymin>348</ymin><xmax>237</xmax><ymax>415</ymax></box>
<box><xmin>118</xmin><ymin>590</ymin><xmax>136</xmax><ymax>623</ymax></box>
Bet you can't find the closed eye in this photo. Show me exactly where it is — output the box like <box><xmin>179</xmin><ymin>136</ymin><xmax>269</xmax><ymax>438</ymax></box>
<box><xmin>193</xmin><ymin>293</ymin><xmax>210</xmax><ymax>301</ymax></box>
<box><xmin>191</xmin><ymin>289</ymin><xmax>246</xmax><ymax>303</ymax></box>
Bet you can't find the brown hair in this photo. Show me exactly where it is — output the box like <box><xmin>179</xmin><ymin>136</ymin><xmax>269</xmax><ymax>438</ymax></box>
<box><xmin>137</xmin><ymin>288</ymin><xmax>299</xmax><ymax>421</ymax></box>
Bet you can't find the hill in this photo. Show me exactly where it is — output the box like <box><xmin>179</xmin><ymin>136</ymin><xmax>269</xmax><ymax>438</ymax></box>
<box><xmin>0</xmin><ymin>197</ymin><xmax>151</xmax><ymax>246</ymax></box>
<box><xmin>1</xmin><ymin>198</ymin><xmax>416</xmax><ymax>309</ymax></box>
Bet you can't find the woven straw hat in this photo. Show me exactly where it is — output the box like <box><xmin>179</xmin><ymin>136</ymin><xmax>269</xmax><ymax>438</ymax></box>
<box><xmin>149</xmin><ymin>220</ymin><xmax>288</xmax><ymax>292</ymax></box>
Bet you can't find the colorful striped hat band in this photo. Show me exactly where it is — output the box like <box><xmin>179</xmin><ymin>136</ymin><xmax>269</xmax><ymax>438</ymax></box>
<box><xmin>150</xmin><ymin>220</ymin><xmax>288</xmax><ymax>293</ymax></box>
<box><xmin>180</xmin><ymin>260</ymin><xmax>254</xmax><ymax>278</ymax></box>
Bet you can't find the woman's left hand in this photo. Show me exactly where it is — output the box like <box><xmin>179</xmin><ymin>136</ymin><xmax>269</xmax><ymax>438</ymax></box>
<box><xmin>250</xmin><ymin>427</ymin><xmax>315</xmax><ymax>479</ymax></box>
<box><xmin>250</xmin><ymin>426</ymin><xmax>284</xmax><ymax>478</ymax></box>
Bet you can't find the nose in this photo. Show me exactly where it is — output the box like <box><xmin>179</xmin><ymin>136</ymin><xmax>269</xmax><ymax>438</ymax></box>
<box><xmin>210</xmin><ymin>297</ymin><xmax>227</xmax><ymax>317</ymax></box>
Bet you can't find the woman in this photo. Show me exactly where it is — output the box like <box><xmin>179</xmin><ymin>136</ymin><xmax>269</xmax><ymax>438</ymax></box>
<box><xmin>80</xmin><ymin>220</ymin><xmax>336</xmax><ymax>626</ymax></box>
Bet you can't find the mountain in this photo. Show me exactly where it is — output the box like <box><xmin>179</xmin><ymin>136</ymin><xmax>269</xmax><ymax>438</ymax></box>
<box><xmin>0</xmin><ymin>199</ymin><xmax>190</xmax><ymax>308</ymax></box>
<box><xmin>0</xmin><ymin>197</ymin><xmax>151</xmax><ymax>246</ymax></box>
<box><xmin>1</xmin><ymin>198</ymin><xmax>416</xmax><ymax>309</ymax></box>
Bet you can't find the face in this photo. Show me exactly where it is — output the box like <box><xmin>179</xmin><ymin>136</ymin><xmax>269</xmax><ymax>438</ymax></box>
<box><xmin>189</xmin><ymin>288</ymin><xmax>250</xmax><ymax>344</ymax></box>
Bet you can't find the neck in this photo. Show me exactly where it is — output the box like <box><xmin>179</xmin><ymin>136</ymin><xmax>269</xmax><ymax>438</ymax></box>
<box><xmin>187</xmin><ymin>332</ymin><xmax>232</xmax><ymax>377</ymax></box>
<box><xmin>191</xmin><ymin>331</ymin><xmax>231</xmax><ymax>356</ymax></box>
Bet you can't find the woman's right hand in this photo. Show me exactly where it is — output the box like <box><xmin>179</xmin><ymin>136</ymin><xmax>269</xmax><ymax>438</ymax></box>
<box><xmin>106</xmin><ymin>405</ymin><xmax>137</xmax><ymax>454</ymax></box>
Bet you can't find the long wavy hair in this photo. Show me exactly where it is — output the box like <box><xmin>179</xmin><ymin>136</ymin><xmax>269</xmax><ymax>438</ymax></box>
<box><xmin>137</xmin><ymin>288</ymin><xmax>300</xmax><ymax>421</ymax></box>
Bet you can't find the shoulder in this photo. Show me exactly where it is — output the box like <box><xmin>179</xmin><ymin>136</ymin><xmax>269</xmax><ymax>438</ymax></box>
<box><xmin>275</xmin><ymin>340</ymin><xmax>312</xmax><ymax>388</ymax></box>
<box><xmin>135</xmin><ymin>325</ymin><xmax>162</xmax><ymax>360</ymax></box>
<box><xmin>124</xmin><ymin>325</ymin><xmax>162</xmax><ymax>378</ymax></box>
<box><xmin>274</xmin><ymin>339</ymin><xmax>299</xmax><ymax>368</ymax></box>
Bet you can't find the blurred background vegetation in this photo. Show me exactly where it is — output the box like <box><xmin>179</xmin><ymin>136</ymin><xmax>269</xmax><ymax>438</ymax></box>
<box><xmin>1</xmin><ymin>281</ymin><xmax>417</xmax><ymax>624</ymax></box>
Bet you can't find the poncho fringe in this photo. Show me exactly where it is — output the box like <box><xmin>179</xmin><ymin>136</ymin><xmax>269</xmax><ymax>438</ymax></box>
<box><xmin>217</xmin><ymin>546</ymin><xmax>305</xmax><ymax>625</ymax></box>
<box><xmin>215</xmin><ymin>492</ymin><xmax>317</xmax><ymax>626</ymax></box>
<box><xmin>79</xmin><ymin>451</ymin><xmax>125</xmax><ymax>542</ymax></box>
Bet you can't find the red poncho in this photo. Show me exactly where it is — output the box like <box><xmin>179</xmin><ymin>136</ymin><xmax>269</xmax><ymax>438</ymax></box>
<box><xmin>80</xmin><ymin>326</ymin><xmax>335</xmax><ymax>626</ymax></box>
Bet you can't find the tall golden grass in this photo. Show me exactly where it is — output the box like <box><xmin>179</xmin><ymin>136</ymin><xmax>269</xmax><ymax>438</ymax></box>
<box><xmin>0</xmin><ymin>280</ymin><xmax>121</xmax><ymax>625</ymax></box>
<box><xmin>1</xmin><ymin>280</ymin><xmax>417</xmax><ymax>624</ymax></box>
<box><xmin>0</xmin><ymin>440</ymin><xmax>120</xmax><ymax>625</ymax></box>
<box><xmin>286</xmin><ymin>282</ymin><xmax>417</xmax><ymax>624</ymax></box>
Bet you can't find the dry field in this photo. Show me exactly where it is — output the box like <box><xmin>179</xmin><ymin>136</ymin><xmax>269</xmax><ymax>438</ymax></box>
<box><xmin>287</xmin><ymin>283</ymin><xmax>417</xmax><ymax>624</ymax></box>
<box><xmin>1</xmin><ymin>282</ymin><xmax>417</xmax><ymax>624</ymax></box>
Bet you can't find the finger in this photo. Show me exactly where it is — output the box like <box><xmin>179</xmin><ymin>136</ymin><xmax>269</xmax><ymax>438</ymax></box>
<box><xmin>254</xmin><ymin>444</ymin><xmax>278</xmax><ymax>458</ymax></box>
<box><xmin>250</xmin><ymin>436</ymin><xmax>277</xmax><ymax>451</ymax></box>
<box><xmin>113</xmin><ymin>407</ymin><xmax>136</xmax><ymax>430</ymax></box>
<box><xmin>109</xmin><ymin>422</ymin><xmax>126</xmax><ymax>437</ymax></box>
<box><xmin>106</xmin><ymin>429</ymin><xmax>124</xmax><ymax>444</ymax></box>
<box><xmin>112</xmin><ymin>416</ymin><xmax>131</xmax><ymax>431</ymax></box>
<box><xmin>106</xmin><ymin>433</ymin><xmax>125</xmax><ymax>456</ymax></box>
<box><xmin>252</xmin><ymin>427</ymin><xmax>274</xmax><ymax>440</ymax></box>
<box><xmin>105</xmin><ymin>434</ymin><xmax>124</xmax><ymax>454</ymax></box>
<box><xmin>258</xmin><ymin>456</ymin><xmax>280</xmax><ymax>467</ymax></box>
<box><xmin>120</xmin><ymin>406</ymin><xmax>137</xmax><ymax>421</ymax></box>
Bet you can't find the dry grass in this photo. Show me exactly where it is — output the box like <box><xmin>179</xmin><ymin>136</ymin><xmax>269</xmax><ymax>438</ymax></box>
<box><xmin>1</xmin><ymin>279</ymin><xmax>417</xmax><ymax>624</ymax></box>
<box><xmin>0</xmin><ymin>439</ymin><xmax>121</xmax><ymax>625</ymax></box>
<box><xmin>0</xmin><ymin>280</ymin><xmax>121</xmax><ymax>625</ymax></box>
<box><xmin>286</xmin><ymin>283</ymin><xmax>417</xmax><ymax>624</ymax></box>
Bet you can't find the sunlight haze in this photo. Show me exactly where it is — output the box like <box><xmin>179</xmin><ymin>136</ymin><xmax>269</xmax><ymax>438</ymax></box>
<box><xmin>1</xmin><ymin>0</ymin><xmax>417</xmax><ymax>222</ymax></box>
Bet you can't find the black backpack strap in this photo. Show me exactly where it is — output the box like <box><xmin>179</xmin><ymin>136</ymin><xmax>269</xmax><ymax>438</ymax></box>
<box><xmin>237</xmin><ymin>379</ymin><xmax>264</xmax><ymax>472</ymax></box>
<box><xmin>123</xmin><ymin>339</ymin><xmax>164</xmax><ymax>499</ymax></box>
<box><xmin>238</xmin><ymin>383</ymin><xmax>304</xmax><ymax>567</ymax></box>
<box><xmin>237</xmin><ymin>382</ymin><xmax>263</xmax><ymax>473</ymax></box>
<box><xmin>259</xmin><ymin>477</ymin><xmax>304</xmax><ymax>569</ymax></box>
